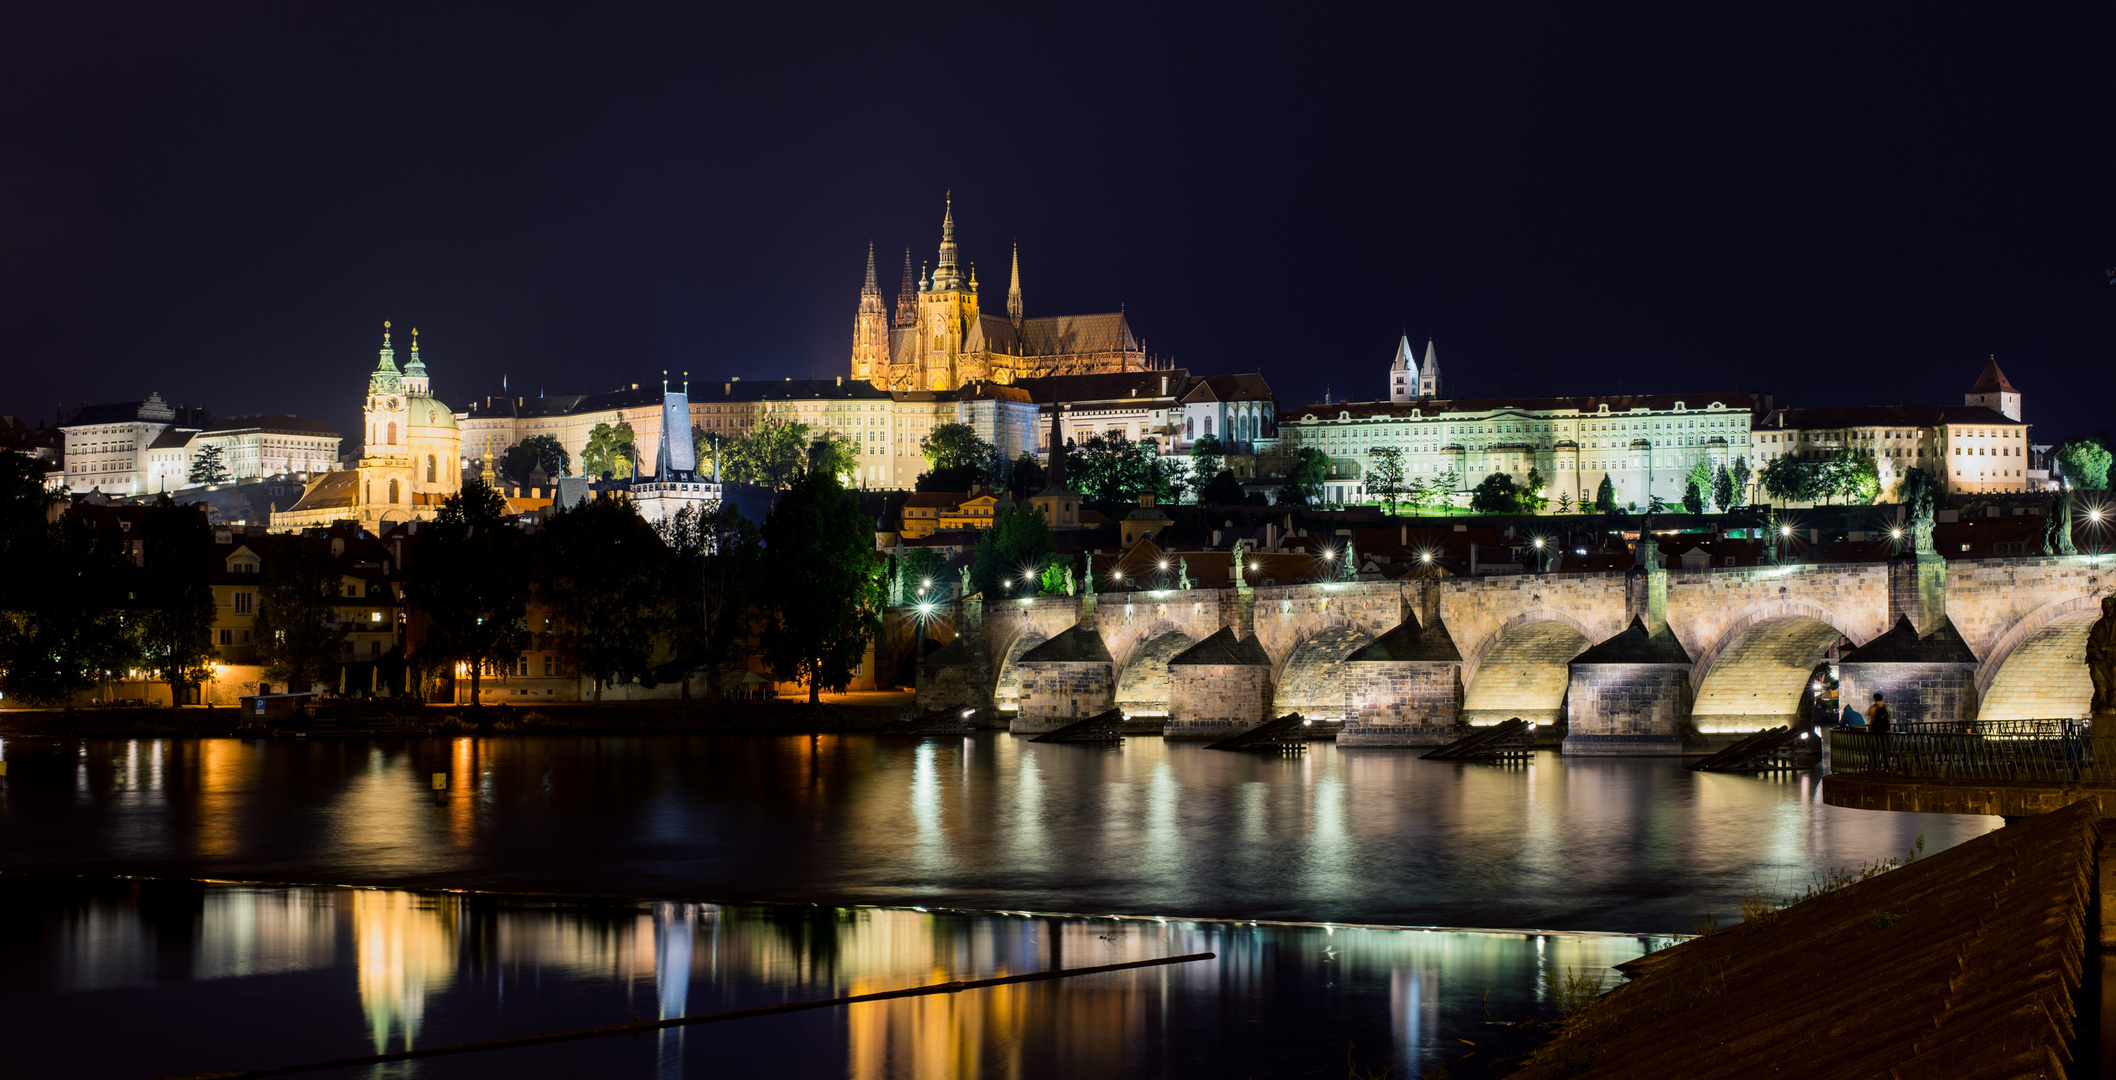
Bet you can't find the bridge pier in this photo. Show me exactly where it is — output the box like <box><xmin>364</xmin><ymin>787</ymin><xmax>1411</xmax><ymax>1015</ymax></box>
<box><xmin>1338</xmin><ymin>597</ymin><xmax>1464</xmax><ymax>747</ymax></box>
<box><xmin>1564</xmin><ymin>616</ymin><xmax>1692</xmax><ymax>755</ymax></box>
<box><xmin>1164</xmin><ymin>627</ymin><xmax>1273</xmax><ymax>739</ymax></box>
<box><xmin>1010</xmin><ymin>619</ymin><xmax>1115</xmax><ymax>734</ymax></box>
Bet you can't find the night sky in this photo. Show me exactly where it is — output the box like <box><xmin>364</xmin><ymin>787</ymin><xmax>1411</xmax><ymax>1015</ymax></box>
<box><xmin>6</xmin><ymin>5</ymin><xmax>2112</xmax><ymax>448</ymax></box>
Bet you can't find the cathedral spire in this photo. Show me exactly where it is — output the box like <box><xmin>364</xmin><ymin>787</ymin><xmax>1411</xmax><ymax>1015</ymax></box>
<box><xmin>861</xmin><ymin>242</ymin><xmax>879</xmax><ymax>296</ymax></box>
<box><xmin>895</xmin><ymin>249</ymin><xmax>917</xmax><ymax>326</ymax></box>
<box><xmin>1007</xmin><ymin>241</ymin><xmax>1023</xmax><ymax>326</ymax></box>
<box><xmin>374</xmin><ymin>320</ymin><xmax>398</xmax><ymax>372</ymax></box>
<box><xmin>932</xmin><ymin>191</ymin><xmax>961</xmax><ymax>287</ymax></box>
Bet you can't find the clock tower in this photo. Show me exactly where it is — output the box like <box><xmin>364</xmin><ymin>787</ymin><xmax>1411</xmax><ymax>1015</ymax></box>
<box><xmin>357</xmin><ymin>322</ymin><xmax>418</xmax><ymax>522</ymax></box>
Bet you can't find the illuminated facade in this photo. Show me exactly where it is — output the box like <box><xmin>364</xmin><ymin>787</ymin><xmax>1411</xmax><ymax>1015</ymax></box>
<box><xmin>1747</xmin><ymin>361</ymin><xmax>2034</xmax><ymax>502</ymax></box>
<box><xmin>851</xmin><ymin>195</ymin><xmax>1152</xmax><ymax>392</ymax></box>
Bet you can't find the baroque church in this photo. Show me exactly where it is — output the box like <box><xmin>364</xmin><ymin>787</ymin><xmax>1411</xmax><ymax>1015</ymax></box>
<box><xmin>273</xmin><ymin>323</ymin><xmax>463</xmax><ymax>531</ymax></box>
<box><xmin>851</xmin><ymin>195</ymin><xmax>1151</xmax><ymax>392</ymax></box>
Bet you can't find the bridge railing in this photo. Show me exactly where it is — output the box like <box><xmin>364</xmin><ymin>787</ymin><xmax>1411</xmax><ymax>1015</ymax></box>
<box><xmin>1829</xmin><ymin>719</ymin><xmax>2109</xmax><ymax>784</ymax></box>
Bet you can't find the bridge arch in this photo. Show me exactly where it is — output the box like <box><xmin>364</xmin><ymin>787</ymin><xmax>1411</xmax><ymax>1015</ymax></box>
<box><xmin>1461</xmin><ymin>609</ymin><xmax>1594</xmax><ymax>728</ymax></box>
<box><xmin>990</xmin><ymin>630</ymin><xmax>1048</xmax><ymax>714</ymax></box>
<box><xmin>1976</xmin><ymin>593</ymin><xmax>2108</xmax><ymax>722</ymax></box>
<box><xmin>1113</xmin><ymin>625</ymin><xmax>1198</xmax><ymax>718</ymax></box>
<box><xmin>1271</xmin><ymin>622</ymin><xmax>1376</xmax><ymax>722</ymax></box>
<box><xmin>1689</xmin><ymin>601</ymin><xmax>1862</xmax><ymax>734</ymax></box>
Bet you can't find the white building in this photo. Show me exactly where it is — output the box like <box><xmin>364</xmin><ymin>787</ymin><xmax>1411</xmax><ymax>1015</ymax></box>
<box><xmin>60</xmin><ymin>393</ymin><xmax>213</xmax><ymax>495</ymax></box>
<box><xmin>1285</xmin><ymin>338</ymin><xmax>1756</xmax><ymax>507</ymax></box>
<box><xmin>144</xmin><ymin>415</ymin><xmax>342</xmax><ymax>492</ymax></box>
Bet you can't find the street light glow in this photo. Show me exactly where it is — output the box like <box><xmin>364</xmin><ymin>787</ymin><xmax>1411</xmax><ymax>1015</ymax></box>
<box><xmin>1781</xmin><ymin>525</ymin><xmax>1793</xmax><ymax>537</ymax></box>
<box><xmin>1890</xmin><ymin>528</ymin><xmax>1902</xmax><ymax>539</ymax></box>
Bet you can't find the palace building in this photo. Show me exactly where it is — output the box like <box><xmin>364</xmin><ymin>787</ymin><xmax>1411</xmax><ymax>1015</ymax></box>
<box><xmin>1285</xmin><ymin>336</ymin><xmax>1757</xmax><ymax>507</ymax></box>
<box><xmin>851</xmin><ymin>195</ymin><xmax>1154</xmax><ymax>392</ymax></box>
<box><xmin>273</xmin><ymin>323</ymin><xmax>462</xmax><ymax>531</ymax></box>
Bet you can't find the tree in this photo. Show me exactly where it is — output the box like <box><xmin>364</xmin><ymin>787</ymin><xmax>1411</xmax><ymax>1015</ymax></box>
<box><xmin>2057</xmin><ymin>439</ymin><xmax>2112</xmax><ymax>490</ymax></box>
<box><xmin>812</xmin><ymin>432</ymin><xmax>862</xmax><ymax>487</ymax></box>
<box><xmin>252</xmin><ymin>536</ymin><xmax>350</xmax><ymax>694</ymax></box>
<box><xmin>1682</xmin><ymin>478</ymin><xmax>1705</xmax><ymax>516</ymax></box>
<box><xmin>542</xmin><ymin>496</ymin><xmax>673</xmax><ymax>700</ymax></box>
<box><xmin>1712</xmin><ymin>464</ymin><xmax>1735</xmax><ymax>512</ymax></box>
<box><xmin>187</xmin><ymin>444</ymin><xmax>230</xmax><ymax>485</ymax></box>
<box><xmin>899</xmin><ymin>547</ymin><xmax>948</xmax><ymax>597</ymax></box>
<box><xmin>970</xmin><ymin>502</ymin><xmax>1057</xmax><ymax>597</ymax></box>
<box><xmin>1684</xmin><ymin>459</ymin><xmax>1714</xmax><ymax>507</ymax></box>
<box><xmin>1066</xmin><ymin>431</ymin><xmax>1158</xmax><ymax>502</ymax></box>
<box><xmin>1520</xmin><ymin>466</ymin><xmax>1549</xmax><ymax>513</ymax></box>
<box><xmin>0</xmin><ymin>511</ymin><xmax>135</xmax><ymax>705</ymax></box>
<box><xmin>1555</xmin><ymin>492</ymin><xmax>1573</xmax><ymax>514</ymax></box>
<box><xmin>408</xmin><ymin>480</ymin><xmax>529</xmax><ymax>705</ymax></box>
<box><xmin>1759</xmin><ymin>454</ymin><xmax>1822</xmax><ymax>504</ymax></box>
<box><xmin>581</xmin><ymin>422</ymin><xmax>636</xmax><ymax>480</ymax></box>
<box><xmin>1830</xmin><ymin>451</ymin><xmax>1881</xmax><ymax>504</ymax></box>
<box><xmin>1469</xmin><ymin>472</ymin><xmax>1522</xmax><ymax>514</ymax></box>
<box><xmin>1189</xmin><ymin>435</ymin><xmax>1226</xmax><ymax>500</ymax></box>
<box><xmin>920</xmin><ymin>424</ymin><xmax>998</xmax><ymax>473</ymax></box>
<box><xmin>137</xmin><ymin>497</ymin><xmax>216</xmax><ymax>700</ymax></box>
<box><xmin>759</xmin><ymin>470</ymin><xmax>884</xmax><ymax>704</ymax></box>
<box><xmin>1730</xmin><ymin>456</ymin><xmax>1752</xmax><ymax>506</ymax></box>
<box><xmin>1279</xmin><ymin>447</ymin><xmax>1328</xmax><ymax>506</ymax></box>
<box><xmin>1367</xmin><ymin>446</ymin><xmax>1406</xmax><ymax>512</ymax></box>
<box><xmin>1202</xmin><ymin>469</ymin><xmax>1244</xmax><ymax>506</ymax></box>
<box><xmin>723</xmin><ymin>415</ymin><xmax>810</xmax><ymax>490</ymax></box>
<box><xmin>1008</xmin><ymin>453</ymin><xmax>1046</xmax><ymax>501</ymax></box>
<box><xmin>654</xmin><ymin>501</ymin><xmax>762</xmax><ymax>693</ymax></box>
<box><xmin>1594</xmin><ymin>474</ymin><xmax>1618</xmax><ymax>514</ymax></box>
<box><xmin>504</xmin><ymin>434</ymin><xmax>570</xmax><ymax>480</ymax></box>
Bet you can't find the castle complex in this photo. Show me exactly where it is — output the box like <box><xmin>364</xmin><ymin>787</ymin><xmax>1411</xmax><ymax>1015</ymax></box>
<box><xmin>851</xmin><ymin>195</ymin><xmax>1150</xmax><ymax>392</ymax></box>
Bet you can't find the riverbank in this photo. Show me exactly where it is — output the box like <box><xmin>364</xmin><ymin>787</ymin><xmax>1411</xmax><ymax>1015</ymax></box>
<box><xmin>0</xmin><ymin>696</ymin><xmax>921</xmax><ymax>738</ymax></box>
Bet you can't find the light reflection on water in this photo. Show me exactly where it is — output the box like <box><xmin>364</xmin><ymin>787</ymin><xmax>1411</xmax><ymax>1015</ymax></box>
<box><xmin>0</xmin><ymin>734</ymin><xmax>1999</xmax><ymax>932</ymax></box>
<box><xmin>0</xmin><ymin>876</ymin><xmax>1664</xmax><ymax>1079</ymax></box>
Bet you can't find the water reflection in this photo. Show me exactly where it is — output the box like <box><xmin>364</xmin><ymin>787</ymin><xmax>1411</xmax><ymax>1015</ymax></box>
<box><xmin>0</xmin><ymin>875</ymin><xmax>1666</xmax><ymax>1080</ymax></box>
<box><xmin>0</xmin><ymin>736</ymin><xmax>2000</xmax><ymax>933</ymax></box>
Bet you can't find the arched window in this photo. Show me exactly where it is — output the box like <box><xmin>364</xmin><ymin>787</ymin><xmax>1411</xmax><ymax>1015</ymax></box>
<box><xmin>386</xmin><ymin>422</ymin><xmax>397</xmax><ymax>446</ymax></box>
<box><xmin>388</xmin><ymin>478</ymin><xmax>399</xmax><ymax>503</ymax></box>
<box><xmin>365</xmin><ymin>481</ymin><xmax>372</xmax><ymax>504</ymax></box>
<box><xmin>427</xmin><ymin>455</ymin><xmax>436</xmax><ymax>482</ymax></box>
<box><xmin>1205</xmin><ymin>416</ymin><xmax>1214</xmax><ymax>437</ymax></box>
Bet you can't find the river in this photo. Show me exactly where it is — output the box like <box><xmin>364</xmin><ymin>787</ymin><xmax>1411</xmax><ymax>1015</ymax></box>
<box><xmin>0</xmin><ymin>734</ymin><xmax>1996</xmax><ymax>1077</ymax></box>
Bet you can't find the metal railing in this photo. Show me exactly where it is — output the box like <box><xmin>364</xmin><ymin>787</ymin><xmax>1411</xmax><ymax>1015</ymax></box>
<box><xmin>1830</xmin><ymin>719</ymin><xmax>2107</xmax><ymax>784</ymax></box>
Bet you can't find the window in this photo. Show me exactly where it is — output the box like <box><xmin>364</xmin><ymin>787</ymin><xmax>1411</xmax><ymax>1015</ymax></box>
<box><xmin>233</xmin><ymin>592</ymin><xmax>253</xmax><ymax>615</ymax></box>
<box><xmin>386</xmin><ymin>421</ymin><xmax>397</xmax><ymax>445</ymax></box>
<box><xmin>219</xmin><ymin>629</ymin><xmax>233</xmax><ymax>645</ymax></box>
<box><xmin>427</xmin><ymin>455</ymin><xmax>436</xmax><ymax>482</ymax></box>
<box><xmin>388</xmin><ymin>478</ymin><xmax>400</xmax><ymax>503</ymax></box>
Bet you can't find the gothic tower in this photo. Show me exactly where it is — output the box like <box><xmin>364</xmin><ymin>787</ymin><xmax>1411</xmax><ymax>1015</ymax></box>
<box><xmin>851</xmin><ymin>242</ymin><xmax>889</xmax><ymax>383</ymax></box>
<box><xmin>1008</xmin><ymin>241</ymin><xmax>1023</xmax><ymax>328</ymax></box>
<box><xmin>894</xmin><ymin>249</ymin><xmax>918</xmax><ymax>327</ymax></box>
<box><xmin>915</xmin><ymin>192</ymin><xmax>981</xmax><ymax>390</ymax></box>
<box><xmin>1418</xmin><ymin>339</ymin><xmax>1442</xmax><ymax>398</ymax></box>
<box><xmin>1389</xmin><ymin>334</ymin><xmax>1414</xmax><ymax>402</ymax></box>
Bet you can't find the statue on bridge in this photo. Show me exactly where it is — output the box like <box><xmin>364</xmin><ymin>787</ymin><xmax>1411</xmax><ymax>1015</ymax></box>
<box><xmin>959</xmin><ymin>565</ymin><xmax>973</xmax><ymax>599</ymax></box>
<box><xmin>1083</xmin><ymin>553</ymin><xmax>1095</xmax><ymax>597</ymax></box>
<box><xmin>1062</xmin><ymin>564</ymin><xmax>1076</xmax><ymax>596</ymax></box>
<box><xmin>1230</xmin><ymin>539</ymin><xmax>1250</xmax><ymax>594</ymax></box>
<box><xmin>1177</xmin><ymin>556</ymin><xmax>1192</xmax><ymax>591</ymax></box>
<box><xmin>2089</xmin><ymin>596</ymin><xmax>2116</xmax><ymax>715</ymax></box>
<box><xmin>1902</xmin><ymin>467</ymin><xmax>1937</xmax><ymax>556</ymax></box>
<box><xmin>2044</xmin><ymin>481</ymin><xmax>2079</xmax><ymax>556</ymax></box>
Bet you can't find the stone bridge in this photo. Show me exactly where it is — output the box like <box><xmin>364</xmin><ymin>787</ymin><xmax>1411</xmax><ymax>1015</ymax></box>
<box><xmin>910</xmin><ymin>553</ymin><xmax>2115</xmax><ymax>754</ymax></box>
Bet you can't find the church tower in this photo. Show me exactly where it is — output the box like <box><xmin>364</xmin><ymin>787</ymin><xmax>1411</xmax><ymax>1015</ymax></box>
<box><xmin>359</xmin><ymin>322</ymin><xmax>416</xmax><ymax>521</ymax></box>
<box><xmin>915</xmin><ymin>192</ymin><xmax>981</xmax><ymax>390</ymax></box>
<box><xmin>1007</xmin><ymin>242</ymin><xmax>1023</xmax><ymax>328</ymax></box>
<box><xmin>1965</xmin><ymin>356</ymin><xmax>2021</xmax><ymax>421</ymax></box>
<box><xmin>1418</xmin><ymin>339</ymin><xmax>1442</xmax><ymax>398</ymax></box>
<box><xmin>1388</xmin><ymin>334</ymin><xmax>1414</xmax><ymax>402</ymax></box>
<box><xmin>894</xmin><ymin>249</ymin><xmax>917</xmax><ymax>327</ymax></box>
<box><xmin>851</xmin><ymin>242</ymin><xmax>889</xmax><ymax>384</ymax></box>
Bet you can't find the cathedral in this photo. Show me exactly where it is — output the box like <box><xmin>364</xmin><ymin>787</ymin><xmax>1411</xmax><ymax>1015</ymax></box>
<box><xmin>273</xmin><ymin>323</ymin><xmax>463</xmax><ymax>531</ymax></box>
<box><xmin>851</xmin><ymin>195</ymin><xmax>1151</xmax><ymax>392</ymax></box>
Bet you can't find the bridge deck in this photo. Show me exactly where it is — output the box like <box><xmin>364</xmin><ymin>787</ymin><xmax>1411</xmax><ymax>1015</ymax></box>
<box><xmin>1512</xmin><ymin>800</ymin><xmax>2099</xmax><ymax>1079</ymax></box>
